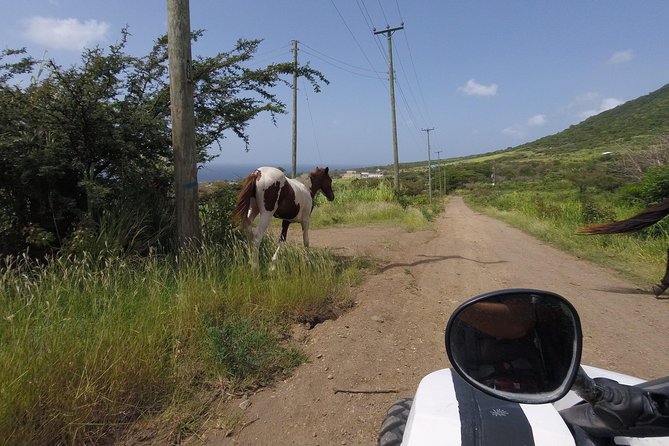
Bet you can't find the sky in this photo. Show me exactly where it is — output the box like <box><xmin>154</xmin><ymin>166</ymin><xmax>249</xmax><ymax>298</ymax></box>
<box><xmin>2</xmin><ymin>1</ymin><xmax>669</xmax><ymax>172</ymax></box>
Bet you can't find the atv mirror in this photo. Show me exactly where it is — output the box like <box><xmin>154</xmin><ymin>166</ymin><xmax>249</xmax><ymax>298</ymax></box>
<box><xmin>446</xmin><ymin>289</ymin><xmax>582</xmax><ymax>404</ymax></box>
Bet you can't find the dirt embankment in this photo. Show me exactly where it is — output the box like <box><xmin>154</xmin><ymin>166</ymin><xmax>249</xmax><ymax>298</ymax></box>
<box><xmin>184</xmin><ymin>196</ymin><xmax>669</xmax><ymax>446</ymax></box>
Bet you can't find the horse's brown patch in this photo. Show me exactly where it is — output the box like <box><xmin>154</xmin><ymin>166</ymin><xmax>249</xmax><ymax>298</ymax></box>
<box><xmin>263</xmin><ymin>181</ymin><xmax>281</xmax><ymax>212</ymax></box>
<box><xmin>274</xmin><ymin>182</ymin><xmax>300</xmax><ymax>220</ymax></box>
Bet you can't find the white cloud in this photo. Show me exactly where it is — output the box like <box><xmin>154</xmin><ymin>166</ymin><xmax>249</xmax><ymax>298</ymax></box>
<box><xmin>458</xmin><ymin>79</ymin><xmax>498</xmax><ymax>97</ymax></box>
<box><xmin>579</xmin><ymin>97</ymin><xmax>624</xmax><ymax>119</ymax></box>
<box><xmin>608</xmin><ymin>49</ymin><xmax>633</xmax><ymax>64</ymax></box>
<box><xmin>527</xmin><ymin>114</ymin><xmax>546</xmax><ymax>126</ymax></box>
<box><xmin>23</xmin><ymin>16</ymin><xmax>110</xmax><ymax>51</ymax></box>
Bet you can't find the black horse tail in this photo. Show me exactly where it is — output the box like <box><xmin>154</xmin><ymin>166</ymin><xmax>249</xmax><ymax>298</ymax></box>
<box><xmin>232</xmin><ymin>170</ymin><xmax>260</xmax><ymax>224</ymax></box>
<box><xmin>579</xmin><ymin>198</ymin><xmax>669</xmax><ymax>235</ymax></box>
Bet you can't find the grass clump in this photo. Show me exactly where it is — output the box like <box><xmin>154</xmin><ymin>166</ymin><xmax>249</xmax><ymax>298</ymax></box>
<box><xmin>207</xmin><ymin>318</ymin><xmax>306</xmax><ymax>388</ymax></box>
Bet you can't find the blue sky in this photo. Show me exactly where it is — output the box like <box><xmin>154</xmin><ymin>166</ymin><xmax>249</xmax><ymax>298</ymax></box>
<box><xmin>2</xmin><ymin>1</ymin><xmax>669</xmax><ymax>171</ymax></box>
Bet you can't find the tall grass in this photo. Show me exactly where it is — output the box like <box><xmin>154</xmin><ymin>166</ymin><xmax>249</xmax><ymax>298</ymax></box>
<box><xmin>311</xmin><ymin>179</ymin><xmax>442</xmax><ymax>230</ymax></box>
<box><xmin>0</xmin><ymin>239</ymin><xmax>358</xmax><ymax>445</ymax></box>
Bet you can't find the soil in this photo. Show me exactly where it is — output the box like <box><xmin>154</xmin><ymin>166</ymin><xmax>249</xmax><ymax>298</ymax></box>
<box><xmin>185</xmin><ymin>196</ymin><xmax>669</xmax><ymax>445</ymax></box>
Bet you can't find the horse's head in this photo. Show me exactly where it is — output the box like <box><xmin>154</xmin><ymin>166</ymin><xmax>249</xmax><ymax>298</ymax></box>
<box><xmin>310</xmin><ymin>167</ymin><xmax>335</xmax><ymax>201</ymax></box>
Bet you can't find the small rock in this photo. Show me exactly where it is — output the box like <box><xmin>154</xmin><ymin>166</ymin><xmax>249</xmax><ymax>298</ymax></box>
<box><xmin>327</xmin><ymin>374</ymin><xmax>334</xmax><ymax>380</ymax></box>
<box><xmin>371</xmin><ymin>315</ymin><xmax>385</xmax><ymax>323</ymax></box>
<box><xmin>239</xmin><ymin>400</ymin><xmax>251</xmax><ymax>410</ymax></box>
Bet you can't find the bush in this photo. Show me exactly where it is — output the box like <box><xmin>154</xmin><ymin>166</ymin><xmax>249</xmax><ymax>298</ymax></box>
<box><xmin>199</xmin><ymin>182</ymin><xmax>243</xmax><ymax>248</ymax></box>
<box><xmin>627</xmin><ymin>165</ymin><xmax>669</xmax><ymax>205</ymax></box>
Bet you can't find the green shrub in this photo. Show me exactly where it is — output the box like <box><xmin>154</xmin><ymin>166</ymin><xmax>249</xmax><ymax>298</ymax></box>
<box><xmin>207</xmin><ymin>318</ymin><xmax>305</xmax><ymax>388</ymax></box>
<box><xmin>627</xmin><ymin>165</ymin><xmax>669</xmax><ymax>205</ymax></box>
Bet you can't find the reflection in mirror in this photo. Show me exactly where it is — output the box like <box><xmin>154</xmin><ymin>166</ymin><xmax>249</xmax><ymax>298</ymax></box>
<box><xmin>447</xmin><ymin>290</ymin><xmax>581</xmax><ymax>403</ymax></box>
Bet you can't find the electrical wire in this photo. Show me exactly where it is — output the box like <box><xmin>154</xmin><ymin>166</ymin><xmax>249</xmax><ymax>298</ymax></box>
<box><xmin>328</xmin><ymin>0</ymin><xmax>386</xmax><ymax>82</ymax></box>
<box><xmin>300</xmin><ymin>78</ymin><xmax>323</xmax><ymax>165</ymax></box>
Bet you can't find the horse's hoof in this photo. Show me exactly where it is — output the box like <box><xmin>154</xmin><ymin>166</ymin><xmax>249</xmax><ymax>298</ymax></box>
<box><xmin>652</xmin><ymin>283</ymin><xmax>669</xmax><ymax>298</ymax></box>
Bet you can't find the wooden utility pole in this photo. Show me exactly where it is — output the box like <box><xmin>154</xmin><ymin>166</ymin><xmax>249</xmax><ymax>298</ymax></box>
<box><xmin>167</xmin><ymin>0</ymin><xmax>200</xmax><ymax>247</ymax></box>
<box><xmin>291</xmin><ymin>40</ymin><xmax>298</xmax><ymax>178</ymax></box>
<box><xmin>374</xmin><ymin>25</ymin><xmax>403</xmax><ymax>195</ymax></box>
<box><xmin>422</xmin><ymin>127</ymin><xmax>434</xmax><ymax>203</ymax></box>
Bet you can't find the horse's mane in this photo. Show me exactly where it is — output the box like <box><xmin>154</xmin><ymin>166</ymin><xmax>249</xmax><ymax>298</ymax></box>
<box><xmin>579</xmin><ymin>198</ymin><xmax>669</xmax><ymax>234</ymax></box>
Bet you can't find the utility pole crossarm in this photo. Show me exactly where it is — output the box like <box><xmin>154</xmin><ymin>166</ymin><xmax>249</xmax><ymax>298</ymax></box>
<box><xmin>373</xmin><ymin>25</ymin><xmax>405</xmax><ymax>35</ymax></box>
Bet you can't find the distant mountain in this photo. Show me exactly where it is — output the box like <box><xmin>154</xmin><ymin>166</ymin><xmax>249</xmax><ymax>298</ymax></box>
<box><xmin>516</xmin><ymin>82</ymin><xmax>669</xmax><ymax>154</ymax></box>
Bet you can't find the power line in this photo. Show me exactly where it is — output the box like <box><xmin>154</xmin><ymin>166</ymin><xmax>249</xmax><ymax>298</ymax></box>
<box><xmin>298</xmin><ymin>42</ymin><xmax>382</xmax><ymax>80</ymax></box>
<box><xmin>360</xmin><ymin>1</ymin><xmax>431</xmax><ymax>137</ymax></box>
<box><xmin>300</xmin><ymin>49</ymin><xmax>383</xmax><ymax>79</ymax></box>
<box><xmin>394</xmin><ymin>0</ymin><xmax>404</xmax><ymax>21</ymax></box>
<box><xmin>299</xmin><ymin>42</ymin><xmax>378</xmax><ymax>73</ymax></box>
<box><xmin>357</xmin><ymin>0</ymin><xmax>390</xmax><ymax>66</ymax></box>
<box><xmin>394</xmin><ymin>48</ymin><xmax>428</xmax><ymax>128</ymax></box>
<box><xmin>300</xmin><ymin>78</ymin><xmax>323</xmax><ymax>165</ymax></box>
<box><xmin>376</xmin><ymin>0</ymin><xmax>390</xmax><ymax>26</ymax></box>
<box><xmin>400</xmin><ymin>29</ymin><xmax>434</xmax><ymax>127</ymax></box>
<box><xmin>333</xmin><ymin>0</ymin><xmax>425</xmax><ymax>154</ymax></box>
<box><xmin>328</xmin><ymin>0</ymin><xmax>386</xmax><ymax>83</ymax></box>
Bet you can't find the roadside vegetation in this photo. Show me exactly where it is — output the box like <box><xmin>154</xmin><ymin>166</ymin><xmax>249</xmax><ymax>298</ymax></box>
<box><xmin>0</xmin><ymin>208</ymin><xmax>364</xmax><ymax>444</ymax></box>
<box><xmin>465</xmin><ymin>183</ymin><xmax>669</xmax><ymax>287</ymax></box>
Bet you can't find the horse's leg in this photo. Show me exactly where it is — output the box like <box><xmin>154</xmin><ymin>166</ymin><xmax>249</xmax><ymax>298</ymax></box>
<box><xmin>270</xmin><ymin>220</ymin><xmax>291</xmax><ymax>270</ymax></box>
<box><xmin>242</xmin><ymin>202</ymin><xmax>260</xmax><ymax>267</ymax></box>
<box><xmin>250</xmin><ymin>212</ymin><xmax>272</xmax><ymax>270</ymax></box>
<box><xmin>245</xmin><ymin>198</ymin><xmax>259</xmax><ymax>233</ymax></box>
<box><xmin>652</xmin><ymin>247</ymin><xmax>669</xmax><ymax>298</ymax></box>
<box><xmin>301</xmin><ymin>218</ymin><xmax>310</xmax><ymax>248</ymax></box>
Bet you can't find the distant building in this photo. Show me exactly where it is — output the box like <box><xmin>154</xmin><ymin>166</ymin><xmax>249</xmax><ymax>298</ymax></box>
<box><xmin>341</xmin><ymin>170</ymin><xmax>361</xmax><ymax>179</ymax></box>
<box><xmin>361</xmin><ymin>170</ymin><xmax>384</xmax><ymax>178</ymax></box>
<box><xmin>341</xmin><ymin>169</ymin><xmax>385</xmax><ymax>179</ymax></box>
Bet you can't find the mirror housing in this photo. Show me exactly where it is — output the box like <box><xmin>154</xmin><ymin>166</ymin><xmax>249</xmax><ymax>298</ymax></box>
<box><xmin>446</xmin><ymin>289</ymin><xmax>582</xmax><ymax>404</ymax></box>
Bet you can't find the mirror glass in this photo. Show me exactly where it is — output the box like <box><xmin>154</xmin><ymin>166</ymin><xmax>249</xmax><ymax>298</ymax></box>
<box><xmin>446</xmin><ymin>289</ymin><xmax>582</xmax><ymax>404</ymax></box>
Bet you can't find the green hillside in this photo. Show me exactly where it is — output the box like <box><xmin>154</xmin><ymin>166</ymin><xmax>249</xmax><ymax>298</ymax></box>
<box><xmin>516</xmin><ymin>82</ymin><xmax>669</xmax><ymax>155</ymax></box>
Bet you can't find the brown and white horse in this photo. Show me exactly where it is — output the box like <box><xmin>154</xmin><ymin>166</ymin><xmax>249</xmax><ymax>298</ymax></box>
<box><xmin>232</xmin><ymin>166</ymin><xmax>335</xmax><ymax>269</ymax></box>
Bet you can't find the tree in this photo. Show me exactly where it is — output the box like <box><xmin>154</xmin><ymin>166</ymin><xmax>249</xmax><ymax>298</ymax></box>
<box><xmin>0</xmin><ymin>30</ymin><xmax>328</xmax><ymax>257</ymax></box>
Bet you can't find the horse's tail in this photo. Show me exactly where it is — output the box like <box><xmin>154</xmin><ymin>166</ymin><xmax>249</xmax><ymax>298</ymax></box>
<box><xmin>579</xmin><ymin>199</ymin><xmax>669</xmax><ymax>235</ymax></box>
<box><xmin>232</xmin><ymin>171</ymin><xmax>260</xmax><ymax>224</ymax></box>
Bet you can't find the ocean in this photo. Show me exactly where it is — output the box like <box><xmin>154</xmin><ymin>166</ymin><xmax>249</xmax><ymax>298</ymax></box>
<box><xmin>197</xmin><ymin>163</ymin><xmax>367</xmax><ymax>182</ymax></box>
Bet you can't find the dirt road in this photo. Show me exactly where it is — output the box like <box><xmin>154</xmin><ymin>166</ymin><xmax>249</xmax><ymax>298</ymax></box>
<box><xmin>193</xmin><ymin>196</ymin><xmax>669</xmax><ymax>445</ymax></box>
